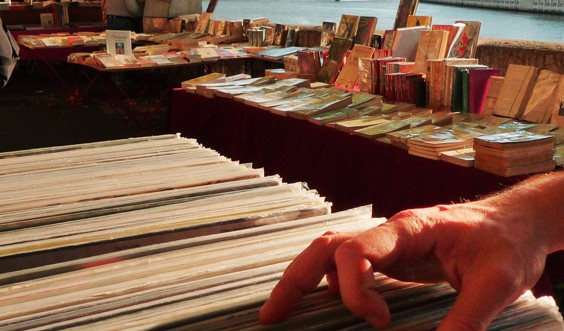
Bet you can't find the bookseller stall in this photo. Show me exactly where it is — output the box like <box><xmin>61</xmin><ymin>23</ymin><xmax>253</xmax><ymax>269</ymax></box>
<box><xmin>170</xmin><ymin>90</ymin><xmax>531</xmax><ymax>217</ymax></box>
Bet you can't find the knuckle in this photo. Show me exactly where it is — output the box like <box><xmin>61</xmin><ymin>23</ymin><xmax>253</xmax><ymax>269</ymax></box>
<box><xmin>334</xmin><ymin>239</ymin><xmax>365</xmax><ymax>263</ymax></box>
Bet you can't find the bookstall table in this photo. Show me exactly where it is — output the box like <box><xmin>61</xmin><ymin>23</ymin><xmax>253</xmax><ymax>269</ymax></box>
<box><xmin>11</xmin><ymin>26</ymin><xmax>106</xmax><ymax>60</ymax></box>
<box><xmin>169</xmin><ymin>89</ymin><xmax>563</xmax><ymax>297</ymax></box>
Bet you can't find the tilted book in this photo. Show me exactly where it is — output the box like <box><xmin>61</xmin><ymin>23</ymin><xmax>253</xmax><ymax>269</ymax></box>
<box><xmin>335</xmin><ymin>14</ymin><xmax>360</xmax><ymax>40</ymax></box>
<box><xmin>391</xmin><ymin>25</ymin><xmax>430</xmax><ymax>62</ymax></box>
<box><xmin>493</xmin><ymin>64</ymin><xmax>539</xmax><ymax>119</ymax></box>
<box><xmin>353</xmin><ymin>16</ymin><xmax>378</xmax><ymax>46</ymax></box>
<box><xmin>334</xmin><ymin>44</ymin><xmax>375</xmax><ymax>90</ymax></box>
<box><xmin>522</xmin><ymin>69</ymin><xmax>561</xmax><ymax>124</ymax></box>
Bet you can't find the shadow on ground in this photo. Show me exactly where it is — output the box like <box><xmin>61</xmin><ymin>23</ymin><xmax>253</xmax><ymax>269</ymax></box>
<box><xmin>0</xmin><ymin>62</ymin><xmax>169</xmax><ymax>153</ymax></box>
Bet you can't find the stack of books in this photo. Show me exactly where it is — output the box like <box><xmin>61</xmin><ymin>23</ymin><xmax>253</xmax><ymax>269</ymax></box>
<box><xmin>473</xmin><ymin>131</ymin><xmax>556</xmax><ymax>176</ymax></box>
<box><xmin>406</xmin><ymin>126</ymin><xmax>481</xmax><ymax>160</ymax></box>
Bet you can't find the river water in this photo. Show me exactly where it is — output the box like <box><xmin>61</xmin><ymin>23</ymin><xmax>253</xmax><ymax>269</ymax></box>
<box><xmin>203</xmin><ymin>0</ymin><xmax>563</xmax><ymax>42</ymax></box>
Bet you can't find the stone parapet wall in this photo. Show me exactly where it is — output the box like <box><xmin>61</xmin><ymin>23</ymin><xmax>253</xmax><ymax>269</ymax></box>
<box><xmin>476</xmin><ymin>38</ymin><xmax>564</xmax><ymax>75</ymax></box>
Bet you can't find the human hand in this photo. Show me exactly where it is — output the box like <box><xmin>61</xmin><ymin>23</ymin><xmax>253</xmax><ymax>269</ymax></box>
<box><xmin>259</xmin><ymin>197</ymin><xmax>554</xmax><ymax>330</ymax></box>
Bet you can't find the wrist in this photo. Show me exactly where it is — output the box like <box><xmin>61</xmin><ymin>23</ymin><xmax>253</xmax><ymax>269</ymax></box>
<box><xmin>483</xmin><ymin>172</ymin><xmax>564</xmax><ymax>254</ymax></box>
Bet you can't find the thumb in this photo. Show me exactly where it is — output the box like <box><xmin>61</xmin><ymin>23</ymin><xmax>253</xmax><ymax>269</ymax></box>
<box><xmin>438</xmin><ymin>265</ymin><xmax>522</xmax><ymax>331</ymax></box>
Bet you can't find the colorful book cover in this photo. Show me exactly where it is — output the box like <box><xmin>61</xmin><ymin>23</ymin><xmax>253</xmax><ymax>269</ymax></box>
<box><xmin>432</xmin><ymin>23</ymin><xmax>464</xmax><ymax>57</ymax></box>
<box><xmin>449</xmin><ymin>21</ymin><xmax>481</xmax><ymax>58</ymax></box>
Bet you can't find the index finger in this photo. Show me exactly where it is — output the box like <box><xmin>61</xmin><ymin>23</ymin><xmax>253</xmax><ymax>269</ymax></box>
<box><xmin>259</xmin><ymin>231</ymin><xmax>357</xmax><ymax>324</ymax></box>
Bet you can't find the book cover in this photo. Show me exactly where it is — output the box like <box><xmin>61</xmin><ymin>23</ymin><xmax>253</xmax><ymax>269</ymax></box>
<box><xmin>105</xmin><ymin>30</ymin><xmax>132</xmax><ymax>56</ymax></box>
<box><xmin>443</xmin><ymin>59</ymin><xmax>480</xmax><ymax>111</ymax></box>
<box><xmin>320</xmin><ymin>21</ymin><xmax>337</xmax><ymax>48</ymax></box>
<box><xmin>332</xmin><ymin>116</ymin><xmax>389</xmax><ymax>133</ymax></box>
<box><xmin>357</xmin><ymin>58</ymin><xmax>373</xmax><ymax>93</ymax></box>
<box><xmin>353</xmin><ymin>16</ymin><xmax>378</xmax><ymax>46</ymax></box>
<box><xmin>377</xmin><ymin>57</ymin><xmax>407</xmax><ymax>95</ymax></box>
<box><xmin>284</xmin><ymin>27</ymin><xmax>298</xmax><ymax>48</ymax></box>
<box><xmin>355</xmin><ymin>119</ymin><xmax>412</xmax><ymax>139</ymax></box>
<box><xmin>335</xmin><ymin>14</ymin><xmax>360</xmax><ymax>40</ymax></box>
<box><xmin>473</xmin><ymin>131</ymin><xmax>554</xmax><ymax>150</ymax></box>
<box><xmin>450</xmin><ymin>65</ymin><xmax>487</xmax><ymax>113</ymax></box>
<box><xmin>317</xmin><ymin>38</ymin><xmax>353</xmax><ymax>84</ymax></box>
<box><xmin>449</xmin><ymin>21</ymin><xmax>481</xmax><ymax>59</ymax></box>
<box><xmin>391</xmin><ymin>25</ymin><xmax>430</xmax><ymax>62</ymax></box>
<box><xmin>493</xmin><ymin>64</ymin><xmax>539</xmax><ymax>118</ymax></box>
<box><xmin>483</xmin><ymin>76</ymin><xmax>504</xmax><ymax>116</ymax></box>
<box><xmin>334</xmin><ymin>45</ymin><xmax>375</xmax><ymax>90</ymax></box>
<box><xmin>432</xmin><ymin>23</ymin><xmax>464</xmax><ymax>56</ymax></box>
<box><xmin>413</xmin><ymin>29</ymin><xmax>448</xmax><ymax>73</ymax></box>
<box><xmin>468</xmin><ymin>68</ymin><xmax>501</xmax><ymax>115</ymax></box>
<box><xmin>522</xmin><ymin>69</ymin><xmax>561</xmax><ymax>124</ymax></box>
<box><xmin>381</xmin><ymin>30</ymin><xmax>396</xmax><ymax>51</ymax></box>
<box><xmin>273</xmin><ymin>24</ymin><xmax>287</xmax><ymax>46</ymax></box>
<box><xmin>308</xmin><ymin>107</ymin><xmax>360</xmax><ymax>126</ymax></box>
<box><xmin>40</xmin><ymin>13</ymin><xmax>54</xmax><ymax>28</ymax></box>
<box><xmin>406</xmin><ymin>15</ymin><xmax>432</xmax><ymax>27</ymax></box>
<box><xmin>393</xmin><ymin>0</ymin><xmax>419</xmax><ymax>30</ymax></box>
<box><xmin>297</xmin><ymin>50</ymin><xmax>321</xmax><ymax>75</ymax></box>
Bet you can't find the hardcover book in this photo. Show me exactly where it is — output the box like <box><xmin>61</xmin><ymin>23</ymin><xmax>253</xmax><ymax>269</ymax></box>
<box><xmin>335</xmin><ymin>14</ymin><xmax>360</xmax><ymax>40</ymax></box>
<box><xmin>442</xmin><ymin>59</ymin><xmax>480</xmax><ymax>111</ymax></box>
<box><xmin>413</xmin><ymin>30</ymin><xmax>448</xmax><ymax>73</ymax></box>
<box><xmin>449</xmin><ymin>21</ymin><xmax>481</xmax><ymax>59</ymax></box>
<box><xmin>273</xmin><ymin>24</ymin><xmax>288</xmax><ymax>46</ymax></box>
<box><xmin>353</xmin><ymin>16</ymin><xmax>378</xmax><ymax>46</ymax></box>
<box><xmin>392</xmin><ymin>0</ymin><xmax>419</xmax><ymax>30</ymax></box>
<box><xmin>483</xmin><ymin>76</ymin><xmax>504</xmax><ymax>116</ymax></box>
<box><xmin>493</xmin><ymin>64</ymin><xmax>539</xmax><ymax>118</ymax></box>
<box><xmin>381</xmin><ymin>30</ymin><xmax>396</xmax><ymax>50</ymax></box>
<box><xmin>468</xmin><ymin>68</ymin><xmax>501</xmax><ymax>115</ymax></box>
<box><xmin>320</xmin><ymin>21</ymin><xmax>337</xmax><ymax>48</ymax></box>
<box><xmin>450</xmin><ymin>64</ymin><xmax>488</xmax><ymax>113</ymax></box>
<box><xmin>432</xmin><ymin>23</ymin><xmax>465</xmax><ymax>56</ymax></box>
<box><xmin>406</xmin><ymin>15</ymin><xmax>432</xmax><ymax>27</ymax></box>
<box><xmin>317</xmin><ymin>37</ymin><xmax>353</xmax><ymax>84</ymax></box>
<box><xmin>334</xmin><ymin>45</ymin><xmax>375</xmax><ymax>89</ymax></box>
<box><xmin>391</xmin><ymin>25</ymin><xmax>430</xmax><ymax>62</ymax></box>
<box><xmin>522</xmin><ymin>69</ymin><xmax>561</xmax><ymax>124</ymax></box>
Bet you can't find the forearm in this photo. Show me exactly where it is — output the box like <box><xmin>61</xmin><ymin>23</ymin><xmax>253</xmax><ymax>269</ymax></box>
<box><xmin>482</xmin><ymin>171</ymin><xmax>564</xmax><ymax>253</ymax></box>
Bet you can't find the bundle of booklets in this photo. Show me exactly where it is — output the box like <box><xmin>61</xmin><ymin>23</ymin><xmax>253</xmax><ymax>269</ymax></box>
<box><xmin>1</xmin><ymin>134</ymin><xmax>562</xmax><ymax>330</ymax></box>
<box><xmin>473</xmin><ymin>131</ymin><xmax>556</xmax><ymax>177</ymax></box>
